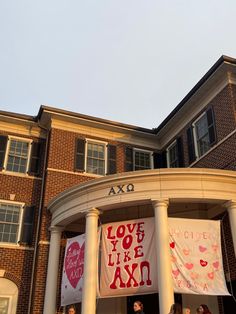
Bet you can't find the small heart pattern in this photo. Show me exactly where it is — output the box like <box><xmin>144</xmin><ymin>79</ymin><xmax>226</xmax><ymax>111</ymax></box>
<box><xmin>207</xmin><ymin>272</ymin><xmax>214</xmax><ymax>280</ymax></box>
<box><xmin>213</xmin><ymin>261</ymin><xmax>219</xmax><ymax>269</ymax></box>
<box><xmin>172</xmin><ymin>269</ymin><xmax>180</xmax><ymax>277</ymax></box>
<box><xmin>199</xmin><ymin>245</ymin><xmax>207</xmax><ymax>252</ymax></box>
<box><xmin>170</xmin><ymin>242</ymin><xmax>175</xmax><ymax>249</ymax></box>
<box><xmin>185</xmin><ymin>263</ymin><xmax>194</xmax><ymax>270</ymax></box>
<box><xmin>200</xmin><ymin>259</ymin><xmax>208</xmax><ymax>267</ymax></box>
<box><xmin>183</xmin><ymin>248</ymin><xmax>190</xmax><ymax>255</ymax></box>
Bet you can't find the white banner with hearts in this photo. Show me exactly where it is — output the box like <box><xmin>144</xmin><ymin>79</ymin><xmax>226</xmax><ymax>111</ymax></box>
<box><xmin>168</xmin><ymin>218</ymin><xmax>229</xmax><ymax>295</ymax></box>
<box><xmin>61</xmin><ymin>234</ymin><xmax>85</xmax><ymax>306</ymax></box>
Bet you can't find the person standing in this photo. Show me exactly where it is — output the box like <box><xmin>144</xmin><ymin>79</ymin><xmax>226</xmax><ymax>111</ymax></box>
<box><xmin>198</xmin><ymin>304</ymin><xmax>212</xmax><ymax>314</ymax></box>
<box><xmin>168</xmin><ymin>303</ymin><xmax>182</xmax><ymax>314</ymax></box>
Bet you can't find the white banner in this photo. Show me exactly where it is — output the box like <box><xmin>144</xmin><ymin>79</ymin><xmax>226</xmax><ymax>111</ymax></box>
<box><xmin>61</xmin><ymin>234</ymin><xmax>85</xmax><ymax>306</ymax></box>
<box><xmin>168</xmin><ymin>218</ymin><xmax>229</xmax><ymax>295</ymax></box>
<box><xmin>99</xmin><ymin>218</ymin><xmax>158</xmax><ymax>297</ymax></box>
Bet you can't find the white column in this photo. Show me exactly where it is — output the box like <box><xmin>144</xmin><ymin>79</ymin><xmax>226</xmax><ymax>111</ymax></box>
<box><xmin>81</xmin><ymin>208</ymin><xmax>100</xmax><ymax>314</ymax></box>
<box><xmin>43</xmin><ymin>226</ymin><xmax>63</xmax><ymax>314</ymax></box>
<box><xmin>226</xmin><ymin>200</ymin><xmax>236</xmax><ymax>257</ymax></box>
<box><xmin>152</xmin><ymin>199</ymin><xmax>174</xmax><ymax>314</ymax></box>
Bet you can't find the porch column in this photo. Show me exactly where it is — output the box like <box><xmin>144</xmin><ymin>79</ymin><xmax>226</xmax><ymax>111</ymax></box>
<box><xmin>43</xmin><ymin>226</ymin><xmax>63</xmax><ymax>314</ymax></box>
<box><xmin>152</xmin><ymin>199</ymin><xmax>174</xmax><ymax>314</ymax></box>
<box><xmin>81</xmin><ymin>208</ymin><xmax>100</xmax><ymax>314</ymax></box>
<box><xmin>226</xmin><ymin>200</ymin><xmax>236</xmax><ymax>257</ymax></box>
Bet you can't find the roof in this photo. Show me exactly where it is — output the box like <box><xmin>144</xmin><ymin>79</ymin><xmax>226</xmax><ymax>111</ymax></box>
<box><xmin>153</xmin><ymin>55</ymin><xmax>236</xmax><ymax>134</ymax></box>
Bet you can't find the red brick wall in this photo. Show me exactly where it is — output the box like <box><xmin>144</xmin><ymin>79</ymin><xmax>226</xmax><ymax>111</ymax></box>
<box><xmin>175</xmin><ymin>84</ymin><xmax>236</xmax><ymax>167</ymax></box>
<box><xmin>0</xmin><ymin>129</ymin><xmax>45</xmax><ymax>313</ymax></box>
<box><xmin>0</xmin><ymin>248</ymin><xmax>34</xmax><ymax>314</ymax></box>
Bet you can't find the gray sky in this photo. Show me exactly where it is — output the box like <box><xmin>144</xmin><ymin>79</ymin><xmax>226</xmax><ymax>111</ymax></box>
<box><xmin>0</xmin><ymin>1</ymin><xmax>236</xmax><ymax>128</ymax></box>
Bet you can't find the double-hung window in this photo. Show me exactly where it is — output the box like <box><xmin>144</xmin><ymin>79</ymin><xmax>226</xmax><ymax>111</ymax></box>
<box><xmin>167</xmin><ymin>141</ymin><xmax>178</xmax><ymax>168</ymax></box>
<box><xmin>192</xmin><ymin>108</ymin><xmax>216</xmax><ymax>159</ymax></box>
<box><xmin>166</xmin><ymin>137</ymin><xmax>184</xmax><ymax>168</ymax></box>
<box><xmin>0</xmin><ymin>135</ymin><xmax>42</xmax><ymax>176</ymax></box>
<box><xmin>0</xmin><ymin>202</ymin><xmax>23</xmax><ymax>244</ymax></box>
<box><xmin>125</xmin><ymin>147</ymin><xmax>153</xmax><ymax>171</ymax></box>
<box><xmin>85</xmin><ymin>140</ymin><xmax>107</xmax><ymax>175</ymax></box>
<box><xmin>75</xmin><ymin>138</ymin><xmax>117</xmax><ymax>176</ymax></box>
<box><xmin>134</xmin><ymin>149</ymin><xmax>153</xmax><ymax>170</ymax></box>
<box><xmin>4</xmin><ymin>137</ymin><xmax>32</xmax><ymax>174</ymax></box>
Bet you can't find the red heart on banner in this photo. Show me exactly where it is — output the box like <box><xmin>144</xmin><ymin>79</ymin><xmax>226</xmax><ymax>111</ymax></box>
<box><xmin>199</xmin><ymin>245</ymin><xmax>207</xmax><ymax>252</ymax></box>
<box><xmin>207</xmin><ymin>272</ymin><xmax>214</xmax><ymax>280</ymax></box>
<box><xmin>213</xmin><ymin>261</ymin><xmax>219</xmax><ymax>269</ymax></box>
<box><xmin>172</xmin><ymin>269</ymin><xmax>180</xmax><ymax>277</ymax></box>
<box><xmin>65</xmin><ymin>241</ymin><xmax>85</xmax><ymax>289</ymax></box>
<box><xmin>200</xmin><ymin>259</ymin><xmax>208</xmax><ymax>267</ymax></box>
<box><xmin>170</xmin><ymin>242</ymin><xmax>175</xmax><ymax>249</ymax></box>
<box><xmin>185</xmin><ymin>263</ymin><xmax>194</xmax><ymax>270</ymax></box>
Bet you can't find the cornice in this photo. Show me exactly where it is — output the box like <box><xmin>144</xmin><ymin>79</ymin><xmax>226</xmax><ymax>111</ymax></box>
<box><xmin>0</xmin><ymin>118</ymin><xmax>46</xmax><ymax>138</ymax></box>
<box><xmin>50</xmin><ymin>118</ymin><xmax>159</xmax><ymax>149</ymax></box>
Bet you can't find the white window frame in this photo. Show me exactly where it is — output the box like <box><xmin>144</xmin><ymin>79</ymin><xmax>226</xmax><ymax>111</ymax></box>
<box><xmin>0</xmin><ymin>200</ymin><xmax>25</xmax><ymax>246</ymax></box>
<box><xmin>84</xmin><ymin>138</ymin><xmax>108</xmax><ymax>176</ymax></box>
<box><xmin>192</xmin><ymin>111</ymin><xmax>210</xmax><ymax>159</ymax></box>
<box><xmin>3</xmin><ymin>136</ymin><xmax>32</xmax><ymax>175</ymax></box>
<box><xmin>166</xmin><ymin>140</ymin><xmax>178</xmax><ymax>168</ymax></box>
<box><xmin>133</xmin><ymin>148</ymin><xmax>154</xmax><ymax>170</ymax></box>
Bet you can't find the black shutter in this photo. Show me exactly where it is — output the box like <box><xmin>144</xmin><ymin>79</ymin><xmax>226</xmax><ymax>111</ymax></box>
<box><xmin>176</xmin><ymin>137</ymin><xmax>184</xmax><ymax>167</ymax></box>
<box><xmin>187</xmin><ymin>127</ymin><xmax>196</xmax><ymax>164</ymax></box>
<box><xmin>0</xmin><ymin>135</ymin><xmax>8</xmax><ymax>169</ymax></box>
<box><xmin>153</xmin><ymin>152</ymin><xmax>167</xmax><ymax>168</ymax></box>
<box><xmin>206</xmin><ymin>108</ymin><xmax>216</xmax><ymax>145</ymax></box>
<box><xmin>125</xmin><ymin>147</ymin><xmax>133</xmax><ymax>172</ymax></box>
<box><xmin>20</xmin><ymin>206</ymin><xmax>35</xmax><ymax>245</ymax></box>
<box><xmin>153</xmin><ymin>152</ymin><xmax>159</xmax><ymax>169</ymax></box>
<box><xmin>75</xmin><ymin>139</ymin><xmax>85</xmax><ymax>171</ymax></box>
<box><xmin>29</xmin><ymin>141</ymin><xmax>42</xmax><ymax>176</ymax></box>
<box><xmin>107</xmin><ymin>145</ymin><xmax>117</xmax><ymax>174</ymax></box>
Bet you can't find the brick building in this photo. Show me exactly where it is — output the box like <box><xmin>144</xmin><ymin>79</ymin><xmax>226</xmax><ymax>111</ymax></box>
<box><xmin>0</xmin><ymin>55</ymin><xmax>236</xmax><ymax>314</ymax></box>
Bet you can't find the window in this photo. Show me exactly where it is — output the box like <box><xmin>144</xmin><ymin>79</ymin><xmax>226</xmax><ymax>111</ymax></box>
<box><xmin>167</xmin><ymin>141</ymin><xmax>178</xmax><ymax>168</ymax></box>
<box><xmin>166</xmin><ymin>138</ymin><xmax>184</xmax><ymax>168</ymax></box>
<box><xmin>0</xmin><ymin>136</ymin><xmax>42</xmax><ymax>176</ymax></box>
<box><xmin>5</xmin><ymin>138</ymin><xmax>31</xmax><ymax>174</ymax></box>
<box><xmin>125</xmin><ymin>147</ymin><xmax>153</xmax><ymax>171</ymax></box>
<box><xmin>192</xmin><ymin>108</ymin><xmax>216</xmax><ymax>159</ymax></box>
<box><xmin>0</xmin><ymin>297</ymin><xmax>9</xmax><ymax>313</ymax></box>
<box><xmin>0</xmin><ymin>202</ymin><xmax>23</xmax><ymax>244</ymax></box>
<box><xmin>134</xmin><ymin>149</ymin><xmax>153</xmax><ymax>170</ymax></box>
<box><xmin>86</xmin><ymin>140</ymin><xmax>106</xmax><ymax>175</ymax></box>
<box><xmin>75</xmin><ymin>138</ymin><xmax>117</xmax><ymax>176</ymax></box>
<box><xmin>0</xmin><ymin>279</ymin><xmax>18</xmax><ymax>314</ymax></box>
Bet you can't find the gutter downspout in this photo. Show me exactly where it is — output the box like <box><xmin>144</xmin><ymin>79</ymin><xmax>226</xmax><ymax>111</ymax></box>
<box><xmin>27</xmin><ymin>124</ymin><xmax>50</xmax><ymax>314</ymax></box>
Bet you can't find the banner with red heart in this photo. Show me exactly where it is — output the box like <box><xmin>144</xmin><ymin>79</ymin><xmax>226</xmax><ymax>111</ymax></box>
<box><xmin>61</xmin><ymin>234</ymin><xmax>85</xmax><ymax>306</ymax></box>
